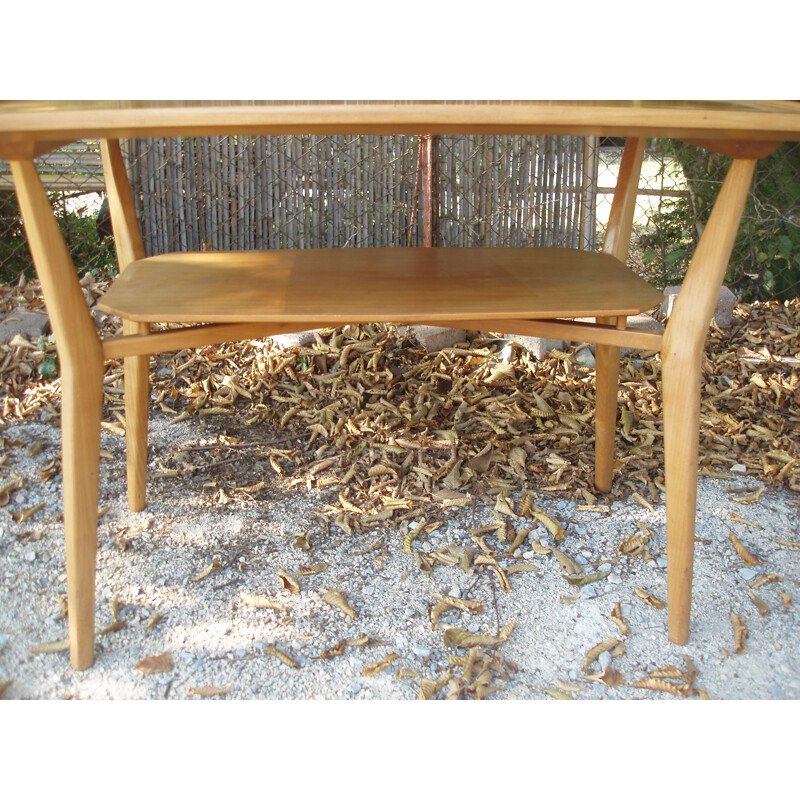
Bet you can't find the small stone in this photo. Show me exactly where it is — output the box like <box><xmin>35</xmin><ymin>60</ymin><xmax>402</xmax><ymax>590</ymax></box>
<box><xmin>582</xmin><ymin>585</ymin><xmax>597</xmax><ymax>599</ymax></box>
<box><xmin>739</xmin><ymin>567</ymin><xmax>759</xmax><ymax>581</ymax></box>
<box><xmin>598</xmin><ymin>563</ymin><xmax>612</xmax><ymax>572</ymax></box>
<box><xmin>607</xmin><ymin>572</ymin><xmax>622</xmax><ymax>585</ymax></box>
<box><xmin>656</xmin><ymin>556</ymin><xmax>668</xmax><ymax>569</ymax></box>
<box><xmin>731</xmin><ymin>464</ymin><xmax>747</xmax><ymax>474</ymax></box>
<box><xmin>448</xmin><ymin>586</ymin><xmax>461</xmax><ymax>598</ymax></box>
<box><xmin>349</xmin><ymin>682</ymin><xmax>362</xmax><ymax>694</ymax></box>
<box><xmin>254</xmin><ymin>641</ymin><xmax>269</xmax><ymax>654</ymax></box>
<box><xmin>569</xmin><ymin>669</ymin><xmax>579</xmax><ymax>681</ymax></box>
<box><xmin>412</xmin><ymin>646</ymin><xmax>431</xmax><ymax>658</ymax></box>
<box><xmin>598</xmin><ymin>651</ymin><xmax>612</xmax><ymax>670</ymax></box>
<box><xmin>574</xmin><ymin>348</ymin><xmax>596</xmax><ymax>368</ymax></box>
<box><xmin>467</xmin><ymin>622</ymin><xmax>480</xmax><ymax>634</ymax></box>
<box><xmin>522</xmin><ymin>550</ymin><xmax>536</xmax><ymax>560</ymax></box>
<box><xmin>24</xmin><ymin>550</ymin><xmax>37</xmax><ymax>562</ymax></box>
<box><xmin>234</xmin><ymin>649</ymin><xmax>247</xmax><ymax>658</ymax></box>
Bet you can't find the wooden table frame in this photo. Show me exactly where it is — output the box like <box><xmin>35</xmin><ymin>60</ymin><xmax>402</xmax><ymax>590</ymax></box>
<box><xmin>3</xmin><ymin>101</ymin><xmax>800</xmax><ymax>670</ymax></box>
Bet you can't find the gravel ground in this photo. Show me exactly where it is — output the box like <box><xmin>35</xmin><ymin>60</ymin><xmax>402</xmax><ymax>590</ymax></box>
<box><xmin>1</xmin><ymin>408</ymin><xmax>798</xmax><ymax>702</ymax></box>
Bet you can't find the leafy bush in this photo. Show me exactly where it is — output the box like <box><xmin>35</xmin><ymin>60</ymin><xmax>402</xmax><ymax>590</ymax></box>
<box><xmin>639</xmin><ymin>141</ymin><xmax>800</xmax><ymax>300</ymax></box>
<box><xmin>1</xmin><ymin>190</ymin><xmax>118</xmax><ymax>285</ymax></box>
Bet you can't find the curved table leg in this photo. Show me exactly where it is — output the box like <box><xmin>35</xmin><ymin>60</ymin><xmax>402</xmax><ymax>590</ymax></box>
<box><xmin>662</xmin><ymin>157</ymin><xmax>757</xmax><ymax>644</ymax></box>
<box><xmin>11</xmin><ymin>159</ymin><xmax>105</xmax><ymax>669</ymax></box>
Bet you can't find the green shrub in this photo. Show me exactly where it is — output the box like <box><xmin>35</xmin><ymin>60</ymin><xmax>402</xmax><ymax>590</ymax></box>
<box><xmin>639</xmin><ymin>141</ymin><xmax>800</xmax><ymax>301</ymax></box>
<box><xmin>0</xmin><ymin>190</ymin><xmax>118</xmax><ymax>285</ymax></box>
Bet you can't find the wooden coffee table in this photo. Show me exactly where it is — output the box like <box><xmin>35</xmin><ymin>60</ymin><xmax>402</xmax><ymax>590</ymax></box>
<box><xmin>2</xmin><ymin>100</ymin><xmax>799</xmax><ymax>669</ymax></box>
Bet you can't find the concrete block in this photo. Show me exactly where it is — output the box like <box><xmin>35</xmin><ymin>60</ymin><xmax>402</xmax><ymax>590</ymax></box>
<box><xmin>0</xmin><ymin>308</ymin><xmax>49</xmax><ymax>344</ymax></box>
<box><xmin>661</xmin><ymin>284</ymin><xmax>737</xmax><ymax>327</ymax></box>
<box><xmin>407</xmin><ymin>325</ymin><xmax>467</xmax><ymax>353</ymax></box>
<box><xmin>504</xmin><ymin>334</ymin><xmax>566</xmax><ymax>360</ymax></box>
<box><xmin>620</xmin><ymin>313</ymin><xmax>665</xmax><ymax>355</ymax></box>
<box><xmin>269</xmin><ymin>329</ymin><xmax>320</xmax><ymax>350</ymax></box>
<box><xmin>714</xmin><ymin>285</ymin><xmax>737</xmax><ymax>327</ymax></box>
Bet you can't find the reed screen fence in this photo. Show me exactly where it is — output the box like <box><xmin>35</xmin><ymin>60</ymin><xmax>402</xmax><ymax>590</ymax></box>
<box><xmin>1</xmin><ymin>135</ymin><xmax>799</xmax><ymax>301</ymax></box>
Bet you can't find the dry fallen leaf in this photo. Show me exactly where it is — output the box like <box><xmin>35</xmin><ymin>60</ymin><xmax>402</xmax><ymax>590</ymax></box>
<box><xmin>555</xmin><ymin>678</ymin><xmax>586</xmax><ymax>693</ymax></box>
<box><xmin>135</xmin><ymin>653</ymin><xmax>174</xmax><ymax>675</ymax></box>
<box><xmin>731</xmin><ymin>611</ymin><xmax>749</xmax><ymax>654</ymax></box>
<box><xmin>631</xmin><ymin>678</ymin><xmax>693</xmax><ymax>697</ymax></box>
<box><xmin>145</xmin><ymin>613</ymin><xmax>164</xmax><ymax>631</ymax></box>
<box><xmin>187</xmin><ymin>686</ymin><xmax>232</xmax><ymax>698</ymax></box>
<box><xmin>190</xmin><ymin>556</ymin><xmax>222</xmax><ymax>582</ymax></box>
<box><xmin>728</xmin><ymin>487</ymin><xmax>765</xmax><ymax>505</ymax></box>
<box><xmin>610</xmin><ymin>602</ymin><xmax>629</xmax><ymax>636</ymax></box>
<box><xmin>619</xmin><ymin>533</ymin><xmax>648</xmax><ymax>557</ymax></box>
<box><xmin>582</xmin><ymin>638</ymin><xmax>622</xmax><ymax>672</ymax></box>
<box><xmin>530</xmin><ymin>510</ymin><xmax>566</xmax><ymax>542</ymax></box>
<box><xmin>549</xmin><ymin>546</ymin><xmax>582</xmax><ymax>576</ymax></box>
<box><xmin>0</xmin><ymin>679</ymin><xmax>12</xmax><ymax>698</ymax></box>
<box><xmin>276</xmin><ymin>567</ymin><xmax>301</xmax><ymax>594</ymax></box>
<box><xmin>296</xmin><ymin>563</ymin><xmax>329</xmax><ymax>576</ymax></box>
<box><xmin>239</xmin><ymin>591</ymin><xmax>291</xmax><ymax>612</ymax></box>
<box><xmin>565</xmin><ymin>571</ymin><xmax>609</xmax><ymax>588</ymax></box>
<box><xmin>396</xmin><ymin>668</ymin><xmax>421</xmax><ymax>680</ymax></box>
<box><xmin>362</xmin><ymin>653</ymin><xmax>399</xmax><ymax>677</ymax></box>
<box><xmin>634</xmin><ymin>587</ymin><xmax>665</xmax><ymax>609</ymax></box>
<box><xmin>583</xmin><ymin>666</ymin><xmax>625</xmax><ymax>687</ymax></box>
<box><xmin>539</xmin><ymin>687</ymin><xmax>575</xmax><ymax>700</ymax></box>
<box><xmin>30</xmin><ymin>638</ymin><xmax>71</xmax><ymax>654</ymax></box>
<box><xmin>266</xmin><ymin>644</ymin><xmax>300</xmax><ymax>669</ymax></box>
<box><xmin>752</xmin><ymin>573</ymin><xmax>782</xmax><ymax>589</ymax></box>
<box><xmin>729</xmin><ymin>513</ymin><xmax>762</xmax><ymax>529</ymax></box>
<box><xmin>729</xmin><ymin>533</ymin><xmax>765</xmax><ymax>566</ymax></box>
<box><xmin>747</xmin><ymin>590</ymin><xmax>770</xmax><ymax>617</ymax></box>
<box><xmin>322</xmin><ymin>589</ymin><xmax>356</xmax><ymax>619</ymax></box>
<box><xmin>442</xmin><ymin>620</ymin><xmax>516</xmax><ymax>649</ymax></box>
<box><xmin>648</xmin><ymin>665</ymin><xmax>687</xmax><ymax>680</ymax></box>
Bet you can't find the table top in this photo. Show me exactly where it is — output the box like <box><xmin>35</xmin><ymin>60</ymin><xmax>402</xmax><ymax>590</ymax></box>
<box><xmin>2</xmin><ymin>100</ymin><xmax>800</xmax><ymax>160</ymax></box>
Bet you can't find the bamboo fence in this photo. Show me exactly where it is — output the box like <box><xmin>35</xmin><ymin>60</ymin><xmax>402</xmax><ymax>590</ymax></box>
<box><xmin>123</xmin><ymin>134</ymin><xmax>598</xmax><ymax>255</ymax></box>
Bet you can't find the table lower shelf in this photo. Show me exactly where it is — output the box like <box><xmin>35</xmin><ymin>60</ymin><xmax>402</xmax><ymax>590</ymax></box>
<box><xmin>97</xmin><ymin>247</ymin><xmax>664</xmax><ymax>324</ymax></box>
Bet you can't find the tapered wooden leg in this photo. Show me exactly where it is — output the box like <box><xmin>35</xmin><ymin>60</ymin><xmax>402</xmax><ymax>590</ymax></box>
<box><xmin>124</xmin><ymin>321</ymin><xmax>150</xmax><ymax>511</ymax></box>
<box><xmin>62</xmin><ymin>355</ymin><xmax>104</xmax><ymax>669</ymax></box>
<box><xmin>594</xmin><ymin>316</ymin><xmax>624</xmax><ymax>494</ymax></box>
<box><xmin>661</xmin><ymin>157</ymin><xmax>757</xmax><ymax>644</ymax></box>
<box><xmin>11</xmin><ymin>159</ymin><xmax>106</xmax><ymax>669</ymax></box>
<box><xmin>662</xmin><ymin>347</ymin><xmax>702</xmax><ymax>644</ymax></box>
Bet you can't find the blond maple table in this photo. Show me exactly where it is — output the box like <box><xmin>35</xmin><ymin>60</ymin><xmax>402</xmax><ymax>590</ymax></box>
<box><xmin>2</xmin><ymin>100</ymin><xmax>800</xmax><ymax>670</ymax></box>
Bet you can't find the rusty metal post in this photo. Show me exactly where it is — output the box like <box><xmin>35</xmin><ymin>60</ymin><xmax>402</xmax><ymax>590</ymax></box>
<box><xmin>421</xmin><ymin>134</ymin><xmax>440</xmax><ymax>247</ymax></box>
